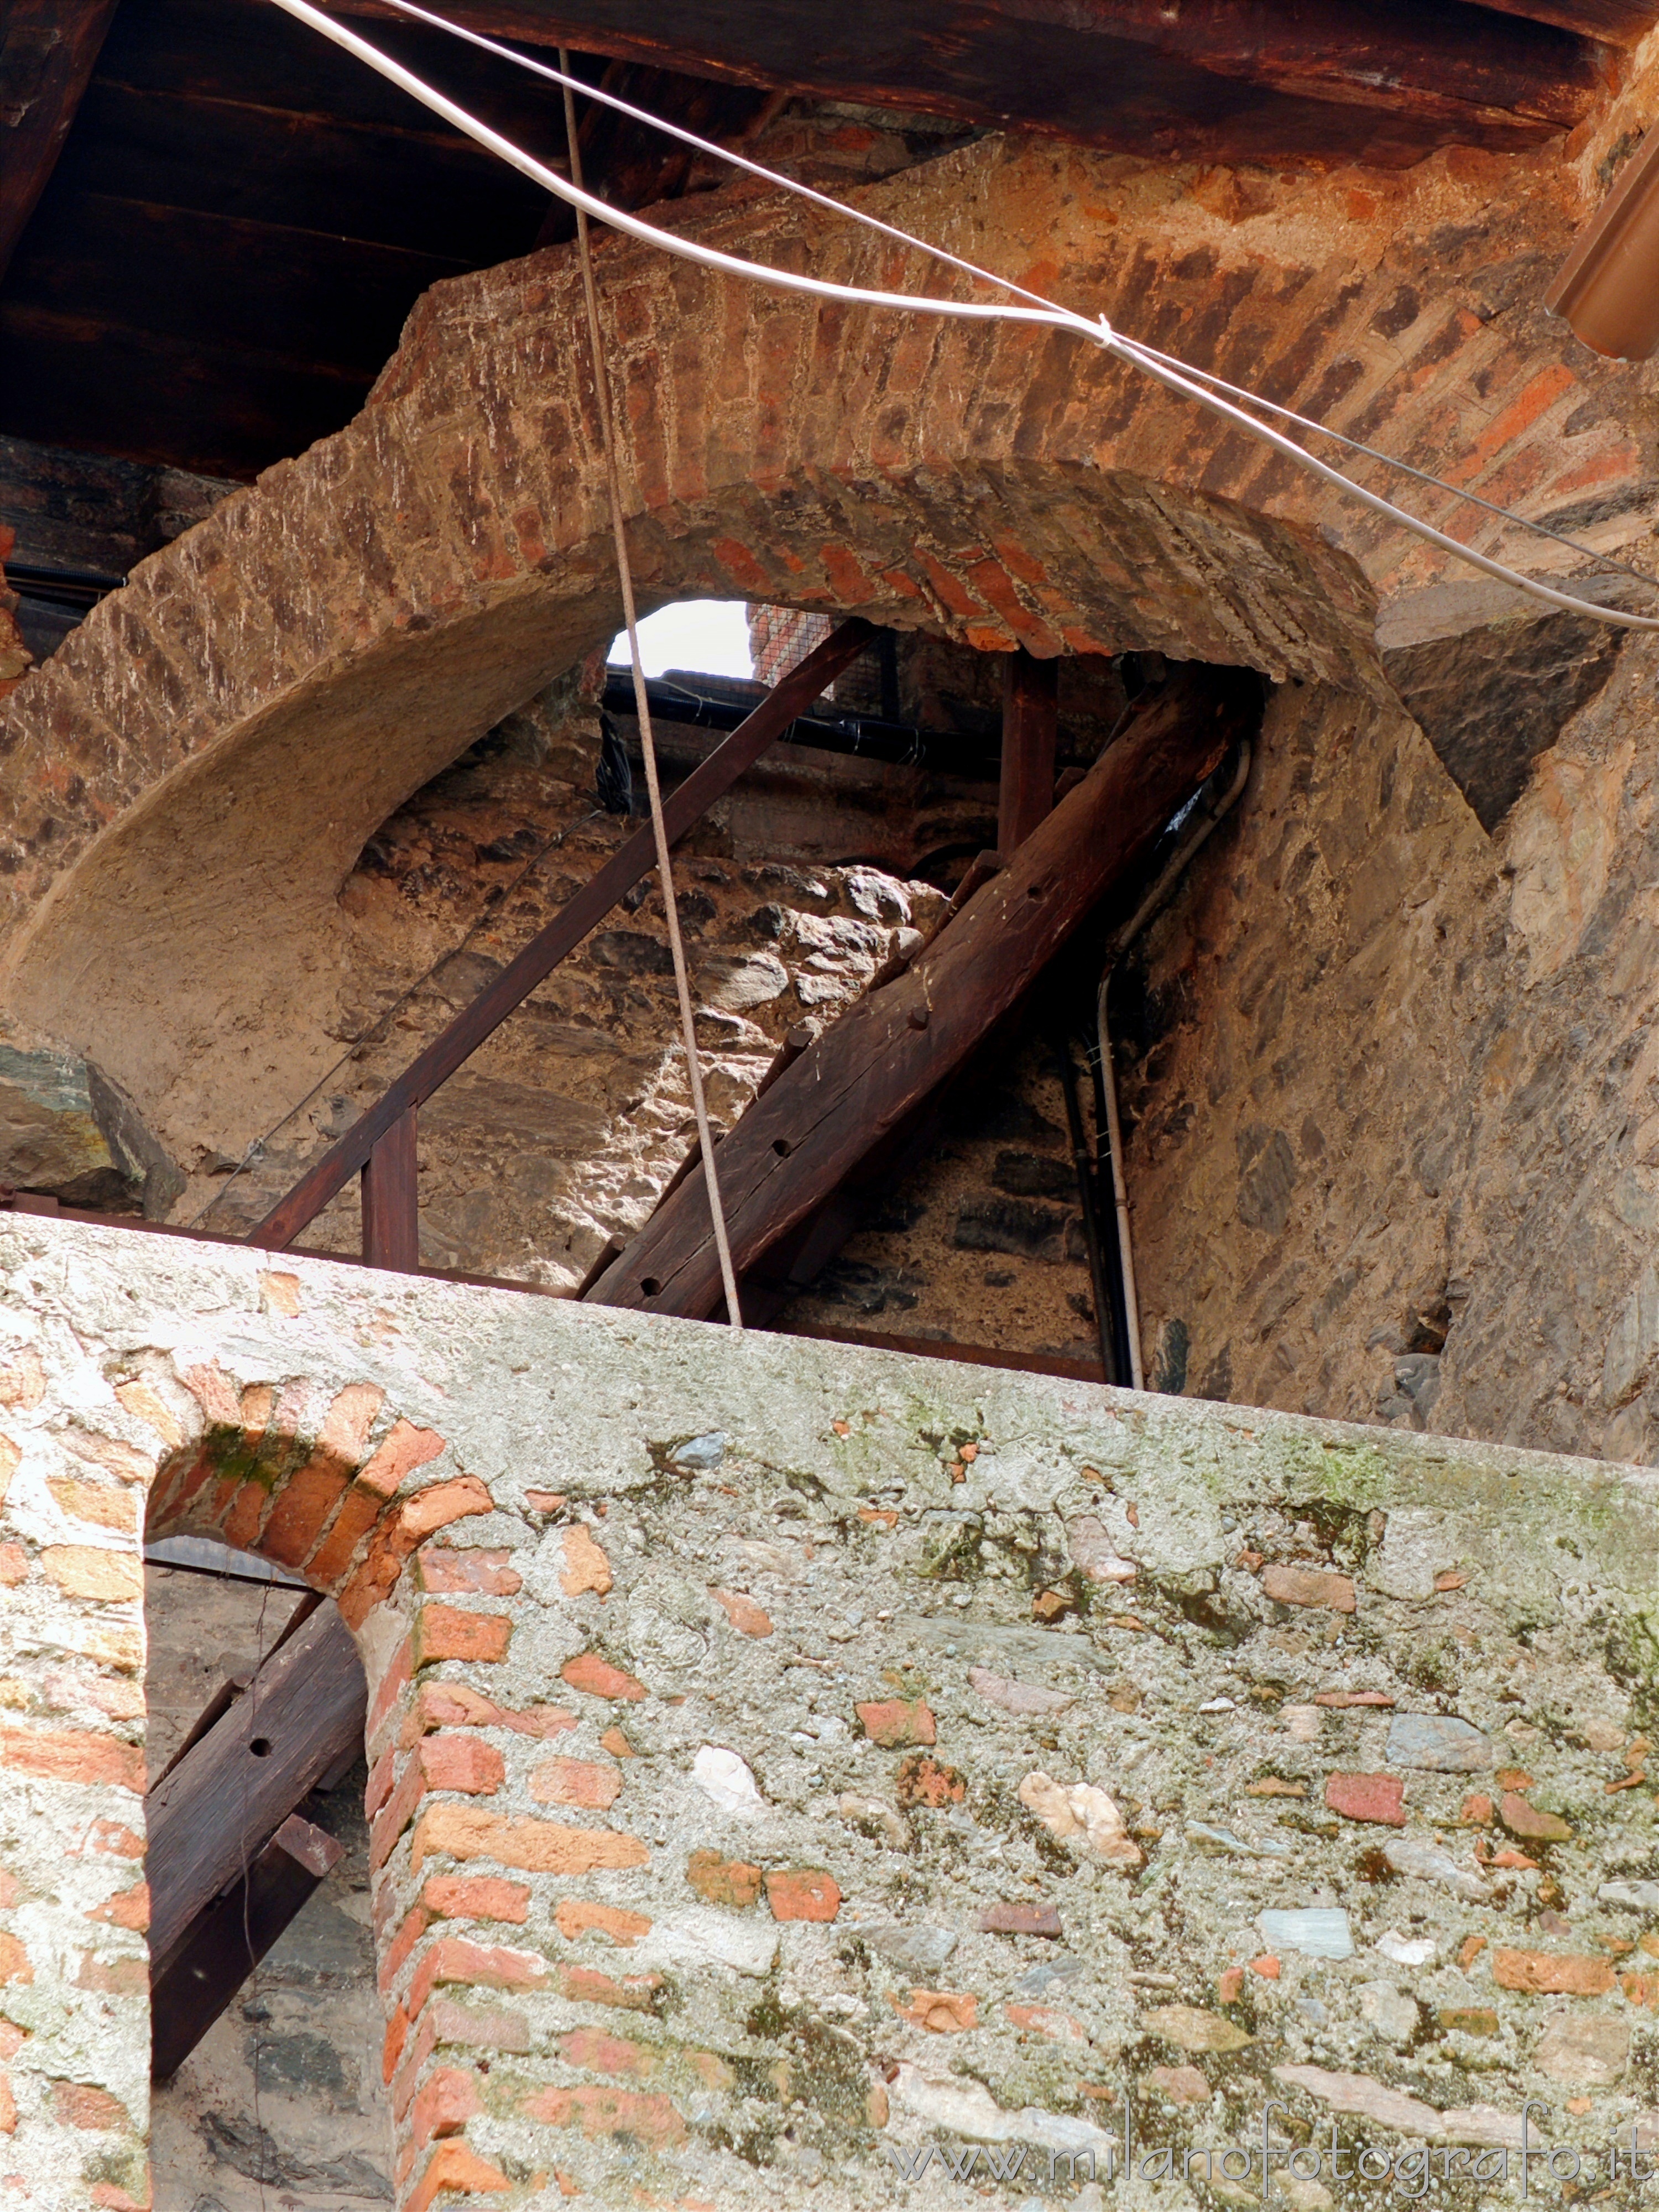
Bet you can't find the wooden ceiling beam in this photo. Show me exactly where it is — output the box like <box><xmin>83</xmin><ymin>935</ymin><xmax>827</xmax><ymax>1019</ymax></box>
<box><xmin>322</xmin><ymin>0</ymin><xmax>1614</xmax><ymax>157</ymax></box>
<box><xmin>0</xmin><ymin>0</ymin><xmax>119</xmax><ymax>288</ymax></box>
<box><xmin>1464</xmin><ymin>1</ymin><xmax>1658</xmax><ymax>46</ymax></box>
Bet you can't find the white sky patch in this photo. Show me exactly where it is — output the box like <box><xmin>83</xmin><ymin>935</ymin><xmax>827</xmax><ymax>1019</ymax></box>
<box><xmin>608</xmin><ymin>599</ymin><xmax>753</xmax><ymax>679</ymax></box>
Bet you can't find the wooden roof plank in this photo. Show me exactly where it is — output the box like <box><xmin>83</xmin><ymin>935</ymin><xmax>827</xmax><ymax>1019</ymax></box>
<box><xmin>328</xmin><ymin>0</ymin><xmax>1613</xmax><ymax>154</ymax></box>
<box><xmin>0</xmin><ymin>0</ymin><xmax>120</xmax><ymax>287</ymax></box>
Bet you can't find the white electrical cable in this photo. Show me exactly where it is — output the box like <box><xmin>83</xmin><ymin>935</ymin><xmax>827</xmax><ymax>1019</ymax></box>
<box><xmin>375</xmin><ymin>0</ymin><xmax>1659</xmax><ymax>599</ymax></box>
<box><xmin>265</xmin><ymin>0</ymin><xmax>1659</xmax><ymax>635</ymax></box>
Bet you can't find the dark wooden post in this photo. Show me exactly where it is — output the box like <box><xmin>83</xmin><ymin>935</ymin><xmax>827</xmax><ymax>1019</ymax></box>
<box><xmin>999</xmin><ymin>646</ymin><xmax>1060</xmax><ymax>852</ymax></box>
<box><xmin>361</xmin><ymin>1105</ymin><xmax>419</xmax><ymax>1270</ymax></box>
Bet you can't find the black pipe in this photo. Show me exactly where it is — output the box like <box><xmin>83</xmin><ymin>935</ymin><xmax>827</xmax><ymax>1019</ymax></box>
<box><xmin>1049</xmin><ymin>1020</ymin><xmax>1125</xmax><ymax>1387</ymax></box>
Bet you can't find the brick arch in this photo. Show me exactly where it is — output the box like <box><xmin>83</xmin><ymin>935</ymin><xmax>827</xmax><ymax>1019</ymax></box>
<box><xmin>142</xmin><ymin>1355</ymin><xmax>479</xmax><ymax>1630</ymax></box>
<box><xmin>0</xmin><ymin>137</ymin><xmax>1634</xmax><ymax>1151</ymax></box>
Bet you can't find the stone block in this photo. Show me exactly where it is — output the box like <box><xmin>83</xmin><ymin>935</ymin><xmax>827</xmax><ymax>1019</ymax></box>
<box><xmin>0</xmin><ymin>1035</ymin><xmax>180</xmax><ymax>1214</ymax></box>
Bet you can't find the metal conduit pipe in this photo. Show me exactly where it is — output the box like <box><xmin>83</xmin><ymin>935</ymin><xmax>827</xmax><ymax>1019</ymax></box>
<box><xmin>1095</xmin><ymin>738</ymin><xmax>1253</xmax><ymax>1392</ymax></box>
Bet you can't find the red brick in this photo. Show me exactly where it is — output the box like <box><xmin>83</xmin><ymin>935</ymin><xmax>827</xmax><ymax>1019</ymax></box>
<box><xmin>380</xmin><ymin>1906</ymin><xmax>430</xmax><ymax>1996</ymax></box>
<box><xmin>413</xmin><ymin>1605</ymin><xmax>512</xmax><ymax>1667</ymax></box>
<box><xmin>430</xmin><ymin>1880</ymin><xmax>532</xmax><ymax>1937</ymax></box>
<box><xmin>1499</xmin><ymin>1791</ymin><xmax>1573</xmax><ymax>1842</ymax></box>
<box><xmin>365</xmin><ymin>1741</ymin><xmax>397</xmax><ymax>1820</ymax></box>
<box><xmin>531</xmin><ymin>1756</ymin><xmax>621</xmax><ymax>1811</ymax></box>
<box><xmin>1324</xmin><ymin>1772</ymin><xmax>1407</xmax><ymax>1826</ymax></box>
<box><xmin>0</xmin><ymin>1932</ymin><xmax>32</xmax><ymax>1985</ymax></box>
<box><xmin>1313</xmin><ymin>1690</ymin><xmax>1394</xmax><ymax>1708</ymax></box>
<box><xmin>765</xmin><ymin>1867</ymin><xmax>841</xmax><ymax>1922</ymax></box>
<box><xmin>50</xmin><ymin>2080</ymin><xmax>130</xmax><ymax>2130</ymax></box>
<box><xmin>856</xmin><ymin>1698</ymin><xmax>935</xmax><ymax>1747</ymax></box>
<box><xmin>557</xmin><ymin>1965</ymin><xmax>666</xmax><ymax>2011</ymax></box>
<box><xmin>1261</xmin><ymin>1564</ymin><xmax>1356</xmax><ymax>1613</ymax></box>
<box><xmin>408</xmin><ymin>2067</ymin><xmax>481</xmax><ymax>2151</ymax></box>
<box><xmin>418</xmin><ymin>1548</ymin><xmax>522</xmax><ymax>1597</ymax></box>
<box><xmin>383</xmin><ymin>2003</ymin><xmax>409</xmax><ymax>2085</ymax></box>
<box><xmin>404</xmin><ymin>1682</ymin><xmax>576</xmax><ymax>1741</ymax></box>
<box><xmin>523</xmin><ymin>2083</ymin><xmax>686</xmax><ymax>2150</ymax></box>
<box><xmin>0</xmin><ymin>1544</ymin><xmax>26</xmax><ymax>1585</ymax></box>
<box><xmin>0</xmin><ymin>2072</ymin><xmax>13</xmax><ymax>2135</ymax></box>
<box><xmin>319</xmin><ymin>1381</ymin><xmax>385</xmax><ymax>1460</ymax></box>
<box><xmin>560</xmin><ymin>2028</ymin><xmax>659</xmax><ymax>2078</ymax></box>
<box><xmin>366</xmin><ymin>1634</ymin><xmax>415</xmax><ymax>1757</ymax></box>
<box><xmin>555</xmin><ymin>1900</ymin><xmax>651</xmax><ymax>1947</ymax></box>
<box><xmin>407</xmin><ymin>2142</ymin><xmax>510</xmax><ymax>2212</ymax></box>
<box><xmin>371</xmin><ymin>1757</ymin><xmax>427</xmax><ymax>1872</ymax></box>
<box><xmin>179</xmin><ymin>1360</ymin><xmax>239</xmax><ymax>1427</ymax></box>
<box><xmin>356</xmin><ymin>1417</ymin><xmax>446</xmax><ymax>1499</ymax></box>
<box><xmin>561</xmin><ymin>1652</ymin><xmax>646</xmax><ymax>1701</ymax></box>
<box><xmin>90</xmin><ymin>1881</ymin><xmax>149</xmax><ymax>1931</ymax></box>
<box><xmin>75</xmin><ymin>1951</ymin><xmax>147</xmax><ymax>1995</ymax></box>
<box><xmin>258</xmin><ymin>1455</ymin><xmax>348</xmax><ymax>1571</ymax></box>
<box><xmin>686</xmin><ymin>1850</ymin><xmax>762</xmax><ymax>1908</ymax></box>
<box><xmin>408</xmin><ymin>1936</ymin><xmax>547</xmax><ymax>2019</ymax></box>
<box><xmin>219</xmin><ymin>1479</ymin><xmax>268</xmax><ymax>1553</ymax></box>
<box><xmin>0</xmin><ymin>1726</ymin><xmax>144</xmax><ymax>1794</ymax></box>
<box><xmin>420</xmin><ymin>1735</ymin><xmax>505</xmax><ymax>1796</ymax></box>
<box><xmin>1493</xmin><ymin>1949</ymin><xmax>1613</xmax><ymax>1995</ymax></box>
<box><xmin>1217</xmin><ymin>1967</ymin><xmax>1245</xmax><ymax>2004</ymax></box>
<box><xmin>306</xmin><ymin>1486</ymin><xmax>385</xmax><ymax>1591</ymax></box>
<box><xmin>343</xmin><ymin>1479</ymin><xmax>494</xmax><ymax>1625</ymax></box>
<box><xmin>409</xmin><ymin>1803</ymin><xmax>649</xmax><ymax>1876</ymax></box>
<box><xmin>711</xmin><ymin>1587</ymin><xmax>773</xmax><ymax>1637</ymax></box>
<box><xmin>393</xmin><ymin>1997</ymin><xmax>531</xmax><ymax>2114</ymax></box>
<box><xmin>561</xmin><ymin>1525</ymin><xmax>613</xmax><ymax>1596</ymax></box>
<box><xmin>84</xmin><ymin>1820</ymin><xmax>143</xmax><ymax>1860</ymax></box>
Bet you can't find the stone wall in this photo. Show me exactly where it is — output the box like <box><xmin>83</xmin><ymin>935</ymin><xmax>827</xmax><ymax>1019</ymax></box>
<box><xmin>1110</xmin><ymin>605</ymin><xmax>1659</xmax><ymax>1463</ymax></box>
<box><xmin>3</xmin><ymin>1220</ymin><xmax>1659</xmax><ymax>2208</ymax></box>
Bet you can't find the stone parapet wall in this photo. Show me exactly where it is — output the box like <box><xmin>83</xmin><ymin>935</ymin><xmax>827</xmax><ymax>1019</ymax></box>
<box><xmin>1</xmin><ymin>1222</ymin><xmax>1659</xmax><ymax>2205</ymax></box>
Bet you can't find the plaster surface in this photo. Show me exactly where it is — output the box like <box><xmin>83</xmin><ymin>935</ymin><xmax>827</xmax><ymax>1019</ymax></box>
<box><xmin>0</xmin><ymin>1223</ymin><xmax>1656</xmax><ymax>2209</ymax></box>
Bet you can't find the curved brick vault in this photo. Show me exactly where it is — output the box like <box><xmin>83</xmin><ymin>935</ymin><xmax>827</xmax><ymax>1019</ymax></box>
<box><xmin>0</xmin><ymin>135</ymin><xmax>1643</xmax><ymax>1166</ymax></box>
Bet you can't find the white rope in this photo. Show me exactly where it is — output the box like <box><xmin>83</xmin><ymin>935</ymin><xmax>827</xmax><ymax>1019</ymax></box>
<box><xmin>557</xmin><ymin>52</ymin><xmax>747</xmax><ymax>1326</ymax></box>
<box><xmin>316</xmin><ymin>0</ymin><xmax>1659</xmax><ymax>637</ymax></box>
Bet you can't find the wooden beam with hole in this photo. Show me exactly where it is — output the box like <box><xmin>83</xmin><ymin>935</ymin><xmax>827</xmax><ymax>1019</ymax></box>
<box><xmin>586</xmin><ymin>662</ymin><xmax>1262</xmax><ymax>1319</ymax></box>
<box><xmin>248</xmin><ymin>618</ymin><xmax>875</xmax><ymax>1253</ymax></box>
<box><xmin>144</xmin><ymin>1604</ymin><xmax>367</xmax><ymax>1971</ymax></box>
<box><xmin>329</xmin><ymin>0</ymin><xmax>1616</xmax><ymax>158</ymax></box>
<box><xmin>0</xmin><ymin>0</ymin><xmax>119</xmax><ymax>287</ymax></box>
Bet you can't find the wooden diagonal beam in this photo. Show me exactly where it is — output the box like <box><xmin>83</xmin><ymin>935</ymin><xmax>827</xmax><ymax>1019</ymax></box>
<box><xmin>145</xmin><ymin>1604</ymin><xmax>366</xmax><ymax>1970</ymax></box>
<box><xmin>248</xmin><ymin>617</ymin><xmax>875</xmax><ymax>1251</ymax></box>
<box><xmin>0</xmin><ymin>1</ymin><xmax>118</xmax><ymax>288</ymax></box>
<box><xmin>326</xmin><ymin>0</ymin><xmax>1612</xmax><ymax>156</ymax></box>
<box><xmin>586</xmin><ymin>662</ymin><xmax>1263</xmax><ymax>1319</ymax></box>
